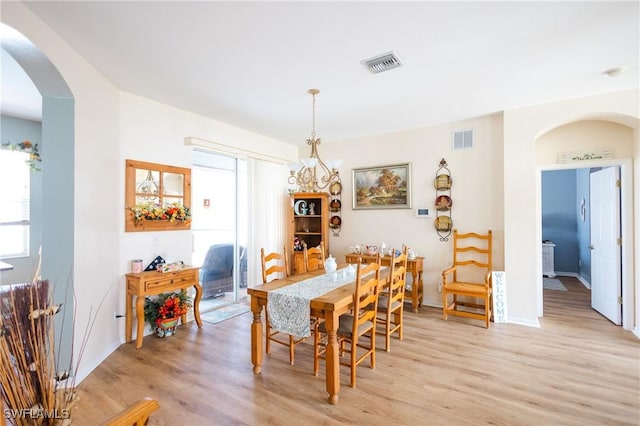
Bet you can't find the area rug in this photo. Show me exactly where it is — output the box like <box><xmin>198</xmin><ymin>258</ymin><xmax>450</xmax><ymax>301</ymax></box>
<box><xmin>201</xmin><ymin>302</ymin><xmax>250</xmax><ymax>324</ymax></box>
<box><xmin>543</xmin><ymin>277</ymin><xmax>568</xmax><ymax>291</ymax></box>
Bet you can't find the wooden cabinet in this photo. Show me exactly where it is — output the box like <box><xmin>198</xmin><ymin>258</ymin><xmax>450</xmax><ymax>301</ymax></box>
<box><xmin>288</xmin><ymin>192</ymin><xmax>329</xmax><ymax>274</ymax></box>
<box><xmin>125</xmin><ymin>266</ymin><xmax>202</xmax><ymax>349</ymax></box>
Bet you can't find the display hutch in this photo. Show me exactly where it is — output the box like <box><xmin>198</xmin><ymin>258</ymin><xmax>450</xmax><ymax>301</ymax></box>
<box><xmin>288</xmin><ymin>192</ymin><xmax>329</xmax><ymax>274</ymax></box>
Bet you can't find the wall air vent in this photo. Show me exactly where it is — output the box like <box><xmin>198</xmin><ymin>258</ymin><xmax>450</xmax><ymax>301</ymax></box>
<box><xmin>452</xmin><ymin>129</ymin><xmax>474</xmax><ymax>150</ymax></box>
<box><xmin>362</xmin><ymin>51</ymin><xmax>403</xmax><ymax>74</ymax></box>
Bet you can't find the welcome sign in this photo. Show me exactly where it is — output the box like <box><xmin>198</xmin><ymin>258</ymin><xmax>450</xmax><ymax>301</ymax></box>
<box><xmin>492</xmin><ymin>271</ymin><xmax>507</xmax><ymax>323</ymax></box>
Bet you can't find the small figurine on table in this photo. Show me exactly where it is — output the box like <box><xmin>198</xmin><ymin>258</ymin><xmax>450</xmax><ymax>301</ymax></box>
<box><xmin>293</xmin><ymin>237</ymin><xmax>303</xmax><ymax>251</ymax></box>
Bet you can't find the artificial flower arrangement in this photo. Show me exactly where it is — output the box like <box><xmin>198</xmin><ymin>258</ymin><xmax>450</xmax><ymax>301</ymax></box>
<box><xmin>143</xmin><ymin>290</ymin><xmax>193</xmax><ymax>332</ymax></box>
<box><xmin>130</xmin><ymin>202</ymin><xmax>192</xmax><ymax>224</ymax></box>
<box><xmin>1</xmin><ymin>139</ymin><xmax>42</xmax><ymax>171</ymax></box>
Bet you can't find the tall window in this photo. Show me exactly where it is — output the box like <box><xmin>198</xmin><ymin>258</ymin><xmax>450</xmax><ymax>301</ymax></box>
<box><xmin>0</xmin><ymin>150</ymin><xmax>30</xmax><ymax>258</ymax></box>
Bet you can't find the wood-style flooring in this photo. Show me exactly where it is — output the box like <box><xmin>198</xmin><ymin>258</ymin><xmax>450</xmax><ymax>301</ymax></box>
<box><xmin>73</xmin><ymin>276</ymin><xmax>639</xmax><ymax>425</ymax></box>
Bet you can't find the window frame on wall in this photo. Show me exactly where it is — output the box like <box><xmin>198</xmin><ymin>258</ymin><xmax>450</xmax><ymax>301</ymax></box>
<box><xmin>0</xmin><ymin>149</ymin><xmax>31</xmax><ymax>258</ymax></box>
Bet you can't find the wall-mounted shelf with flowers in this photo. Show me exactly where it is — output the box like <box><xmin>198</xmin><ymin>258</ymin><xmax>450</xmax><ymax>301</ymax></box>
<box><xmin>125</xmin><ymin>159</ymin><xmax>192</xmax><ymax>232</ymax></box>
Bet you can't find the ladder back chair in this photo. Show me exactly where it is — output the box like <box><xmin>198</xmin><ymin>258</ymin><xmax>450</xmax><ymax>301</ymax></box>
<box><xmin>441</xmin><ymin>230</ymin><xmax>493</xmax><ymax>328</ymax></box>
<box><xmin>376</xmin><ymin>247</ymin><xmax>408</xmax><ymax>351</ymax></box>
<box><xmin>313</xmin><ymin>257</ymin><xmax>381</xmax><ymax>388</ymax></box>
<box><xmin>303</xmin><ymin>241</ymin><xmax>326</xmax><ymax>273</ymax></box>
<box><xmin>261</xmin><ymin>245</ymin><xmax>303</xmax><ymax>365</ymax></box>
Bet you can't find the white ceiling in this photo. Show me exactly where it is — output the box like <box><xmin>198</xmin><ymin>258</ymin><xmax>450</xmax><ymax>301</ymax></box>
<box><xmin>3</xmin><ymin>1</ymin><xmax>639</xmax><ymax>146</ymax></box>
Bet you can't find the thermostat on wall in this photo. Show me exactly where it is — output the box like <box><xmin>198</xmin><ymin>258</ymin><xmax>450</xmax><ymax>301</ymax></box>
<box><xmin>416</xmin><ymin>208</ymin><xmax>431</xmax><ymax>218</ymax></box>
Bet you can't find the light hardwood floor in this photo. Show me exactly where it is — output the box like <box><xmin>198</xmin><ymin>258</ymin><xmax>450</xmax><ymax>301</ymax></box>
<box><xmin>73</xmin><ymin>277</ymin><xmax>639</xmax><ymax>425</ymax></box>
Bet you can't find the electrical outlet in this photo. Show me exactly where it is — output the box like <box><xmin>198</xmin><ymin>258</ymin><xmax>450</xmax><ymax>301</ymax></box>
<box><xmin>437</xmin><ymin>281</ymin><xmax>443</xmax><ymax>292</ymax></box>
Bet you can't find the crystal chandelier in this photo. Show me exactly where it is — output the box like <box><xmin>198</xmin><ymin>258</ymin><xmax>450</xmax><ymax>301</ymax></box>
<box><xmin>287</xmin><ymin>89</ymin><xmax>342</xmax><ymax>193</ymax></box>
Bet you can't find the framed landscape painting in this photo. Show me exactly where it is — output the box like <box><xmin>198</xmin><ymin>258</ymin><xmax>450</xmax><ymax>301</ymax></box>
<box><xmin>352</xmin><ymin>163</ymin><xmax>411</xmax><ymax>209</ymax></box>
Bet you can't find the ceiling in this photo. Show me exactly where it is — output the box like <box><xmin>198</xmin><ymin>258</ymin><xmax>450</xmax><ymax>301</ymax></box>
<box><xmin>2</xmin><ymin>1</ymin><xmax>638</xmax><ymax>146</ymax></box>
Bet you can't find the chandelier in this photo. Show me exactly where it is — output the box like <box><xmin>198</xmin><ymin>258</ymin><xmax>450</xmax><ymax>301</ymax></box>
<box><xmin>287</xmin><ymin>89</ymin><xmax>342</xmax><ymax>193</ymax></box>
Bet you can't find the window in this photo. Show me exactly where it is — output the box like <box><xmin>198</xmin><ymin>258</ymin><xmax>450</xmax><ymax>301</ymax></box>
<box><xmin>0</xmin><ymin>149</ymin><xmax>30</xmax><ymax>258</ymax></box>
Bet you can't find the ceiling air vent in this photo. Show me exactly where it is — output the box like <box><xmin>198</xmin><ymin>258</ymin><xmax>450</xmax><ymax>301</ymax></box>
<box><xmin>362</xmin><ymin>51</ymin><xmax>403</xmax><ymax>74</ymax></box>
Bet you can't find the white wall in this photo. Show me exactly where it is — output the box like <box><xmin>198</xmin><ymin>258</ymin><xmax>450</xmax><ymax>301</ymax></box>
<box><xmin>320</xmin><ymin>113</ymin><xmax>505</xmax><ymax>308</ymax></box>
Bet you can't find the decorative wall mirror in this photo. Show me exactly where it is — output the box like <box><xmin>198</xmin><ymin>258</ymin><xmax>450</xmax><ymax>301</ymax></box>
<box><xmin>125</xmin><ymin>159</ymin><xmax>192</xmax><ymax>232</ymax></box>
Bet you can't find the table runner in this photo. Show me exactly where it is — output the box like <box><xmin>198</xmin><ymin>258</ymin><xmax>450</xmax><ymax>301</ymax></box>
<box><xmin>267</xmin><ymin>266</ymin><xmax>359</xmax><ymax>338</ymax></box>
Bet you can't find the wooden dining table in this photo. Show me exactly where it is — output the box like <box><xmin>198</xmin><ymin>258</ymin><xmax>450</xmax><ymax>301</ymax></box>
<box><xmin>247</xmin><ymin>264</ymin><xmax>388</xmax><ymax>404</ymax></box>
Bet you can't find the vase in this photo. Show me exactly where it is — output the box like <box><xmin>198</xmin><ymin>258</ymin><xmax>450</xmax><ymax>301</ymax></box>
<box><xmin>155</xmin><ymin>317</ymin><xmax>179</xmax><ymax>338</ymax></box>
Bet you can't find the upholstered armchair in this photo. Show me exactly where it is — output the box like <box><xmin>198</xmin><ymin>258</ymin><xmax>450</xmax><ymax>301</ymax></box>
<box><xmin>199</xmin><ymin>244</ymin><xmax>247</xmax><ymax>299</ymax></box>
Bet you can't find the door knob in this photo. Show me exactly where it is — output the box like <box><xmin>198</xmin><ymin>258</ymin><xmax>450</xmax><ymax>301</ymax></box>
<box><xmin>589</xmin><ymin>245</ymin><xmax>595</xmax><ymax>250</ymax></box>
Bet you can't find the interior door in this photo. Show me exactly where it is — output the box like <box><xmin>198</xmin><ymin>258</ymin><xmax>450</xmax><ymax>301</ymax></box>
<box><xmin>589</xmin><ymin>166</ymin><xmax>621</xmax><ymax>324</ymax></box>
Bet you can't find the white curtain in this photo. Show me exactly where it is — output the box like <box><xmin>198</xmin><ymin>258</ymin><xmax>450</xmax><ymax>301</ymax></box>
<box><xmin>247</xmin><ymin>159</ymin><xmax>289</xmax><ymax>287</ymax></box>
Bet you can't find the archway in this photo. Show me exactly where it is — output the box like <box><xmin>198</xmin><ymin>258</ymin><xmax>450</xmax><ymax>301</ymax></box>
<box><xmin>534</xmin><ymin>118</ymin><xmax>634</xmax><ymax>327</ymax></box>
<box><xmin>1</xmin><ymin>23</ymin><xmax>76</xmax><ymax>366</ymax></box>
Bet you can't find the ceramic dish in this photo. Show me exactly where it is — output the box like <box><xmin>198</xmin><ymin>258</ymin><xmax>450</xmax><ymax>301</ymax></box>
<box><xmin>329</xmin><ymin>181</ymin><xmax>342</xmax><ymax>195</ymax></box>
<box><xmin>330</xmin><ymin>215</ymin><xmax>342</xmax><ymax>228</ymax></box>
<box><xmin>434</xmin><ymin>215</ymin><xmax>452</xmax><ymax>232</ymax></box>
<box><xmin>434</xmin><ymin>174</ymin><xmax>452</xmax><ymax>190</ymax></box>
<box><xmin>435</xmin><ymin>195</ymin><xmax>452</xmax><ymax>211</ymax></box>
<box><xmin>329</xmin><ymin>199</ymin><xmax>342</xmax><ymax>212</ymax></box>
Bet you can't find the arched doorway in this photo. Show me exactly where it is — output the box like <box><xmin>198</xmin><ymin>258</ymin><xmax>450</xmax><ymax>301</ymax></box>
<box><xmin>1</xmin><ymin>23</ymin><xmax>75</xmax><ymax>365</ymax></box>
<box><xmin>534</xmin><ymin>119</ymin><xmax>634</xmax><ymax>327</ymax></box>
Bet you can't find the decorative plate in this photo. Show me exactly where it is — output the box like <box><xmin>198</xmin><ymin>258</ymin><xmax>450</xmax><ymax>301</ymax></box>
<box><xmin>434</xmin><ymin>215</ymin><xmax>452</xmax><ymax>232</ymax></box>
<box><xmin>329</xmin><ymin>199</ymin><xmax>342</xmax><ymax>212</ymax></box>
<box><xmin>435</xmin><ymin>195</ymin><xmax>452</xmax><ymax>211</ymax></box>
<box><xmin>329</xmin><ymin>181</ymin><xmax>342</xmax><ymax>195</ymax></box>
<box><xmin>434</xmin><ymin>174</ymin><xmax>452</xmax><ymax>190</ymax></box>
<box><xmin>330</xmin><ymin>215</ymin><xmax>342</xmax><ymax>228</ymax></box>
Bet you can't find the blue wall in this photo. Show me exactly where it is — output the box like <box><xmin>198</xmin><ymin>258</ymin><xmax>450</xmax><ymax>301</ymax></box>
<box><xmin>542</xmin><ymin>169</ymin><xmax>579</xmax><ymax>274</ymax></box>
<box><xmin>575</xmin><ymin>168</ymin><xmax>591</xmax><ymax>283</ymax></box>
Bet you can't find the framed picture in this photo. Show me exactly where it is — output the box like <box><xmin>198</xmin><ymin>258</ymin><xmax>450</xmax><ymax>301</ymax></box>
<box><xmin>352</xmin><ymin>163</ymin><xmax>411</xmax><ymax>209</ymax></box>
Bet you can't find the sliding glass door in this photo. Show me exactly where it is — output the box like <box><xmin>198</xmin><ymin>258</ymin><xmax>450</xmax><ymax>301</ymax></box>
<box><xmin>191</xmin><ymin>150</ymin><xmax>247</xmax><ymax>310</ymax></box>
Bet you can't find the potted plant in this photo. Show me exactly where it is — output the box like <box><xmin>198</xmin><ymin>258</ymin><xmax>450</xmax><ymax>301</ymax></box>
<box><xmin>143</xmin><ymin>290</ymin><xmax>192</xmax><ymax>337</ymax></box>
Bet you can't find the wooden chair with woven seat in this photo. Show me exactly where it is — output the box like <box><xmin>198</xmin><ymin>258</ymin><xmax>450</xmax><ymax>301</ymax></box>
<box><xmin>313</xmin><ymin>257</ymin><xmax>381</xmax><ymax>388</ymax></box>
<box><xmin>441</xmin><ymin>229</ymin><xmax>493</xmax><ymax>328</ymax></box>
<box><xmin>376</xmin><ymin>247</ymin><xmax>408</xmax><ymax>352</ymax></box>
<box><xmin>261</xmin><ymin>245</ymin><xmax>304</xmax><ymax>365</ymax></box>
<box><xmin>302</xmin><ymin>240</ymin><xmax>325</xmax><ymax>273</ymax></box>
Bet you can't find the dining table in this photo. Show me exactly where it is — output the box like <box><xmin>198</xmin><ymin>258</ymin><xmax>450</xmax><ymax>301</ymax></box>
<box><xmin>247</xmin><ymin>263</ymin><xmax>388</xmax><ymax>404</ymax></box>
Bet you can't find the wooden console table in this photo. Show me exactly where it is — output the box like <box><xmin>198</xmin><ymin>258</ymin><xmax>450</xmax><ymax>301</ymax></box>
<box><xmin>125</xmin><ymin>266</ymin><xmax>202</xmax><ymax>349</ymax></box>
<box><xmin>344</xmin><ymin>253</ymin><xmax>424</xmax><ymax>313</ymax></box>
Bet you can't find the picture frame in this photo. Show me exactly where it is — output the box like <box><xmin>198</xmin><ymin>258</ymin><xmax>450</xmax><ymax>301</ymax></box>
<box><xmin>352</xmin><ymin>163</ymin><xmax>411</xmax><ymax>209</ymax></box>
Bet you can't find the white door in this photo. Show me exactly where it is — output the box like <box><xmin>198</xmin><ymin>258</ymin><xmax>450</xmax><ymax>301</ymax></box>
<box><xmin>589</xmin><ymin>167</ymin><xmax>621</xmax><ymax>324</ymax></box>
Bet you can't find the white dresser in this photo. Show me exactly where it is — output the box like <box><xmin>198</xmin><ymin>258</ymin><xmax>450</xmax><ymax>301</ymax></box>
<box><xmin>542</xmin><ymin>242</ymin><xmax>556</xmax><ymax>277</ymax></box>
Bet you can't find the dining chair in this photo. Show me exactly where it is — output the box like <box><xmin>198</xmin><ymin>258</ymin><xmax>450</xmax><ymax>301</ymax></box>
<box><xmin>376</xmin><ymin>246</ymin><xmax>408</xmax><ymax>352</ymax></box>
<box><xmin>261</xmin><ymin>245</ymin><xmax>303</xmax><ymax>365</ymax></box>
<box><xmin>441</xmin><ymin>229</ymin><xmax>493</xmax><ymax>328</ymax></box>
<box><xmin>261</xmin><ymin>245</ymin><xmax>289</xmax><ymax>284</ymax></box>
<box><xmin>302</xmin><ymin>241</ymin><xmax>325</xmax><ymax>273</ymax></box>
<box><xmin>313</xmin><ymin>257</ymin><xmax>381</xmax><ymax>388</ymax></box>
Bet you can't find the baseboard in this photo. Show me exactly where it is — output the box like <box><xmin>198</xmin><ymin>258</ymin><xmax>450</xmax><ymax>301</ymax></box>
<box><xmin>507</xmin><ymin>316</ymin><xmax>540</xmax><ymax>328</ymax></box>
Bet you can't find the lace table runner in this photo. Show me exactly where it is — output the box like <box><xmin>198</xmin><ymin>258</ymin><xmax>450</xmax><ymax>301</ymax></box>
<box><xmin>267</xmin><ymin>266</ymin><xmax>359</xmax><ymax>338</ymax></box>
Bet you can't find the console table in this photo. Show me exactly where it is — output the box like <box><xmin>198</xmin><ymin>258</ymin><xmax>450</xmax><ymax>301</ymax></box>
<box><xmin>125</xmin><ymin>266</ymin><xmax>202</xmax><ymax>349</ymax></box>
<box><xmin>344</xmin><ymin>253</ymin><xmax>424</xmax><ymax>313</ymax></box>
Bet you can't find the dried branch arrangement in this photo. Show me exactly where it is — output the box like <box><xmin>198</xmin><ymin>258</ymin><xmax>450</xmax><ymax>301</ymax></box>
<box><xmin>0</xmin><ymin>280</ymin><xmax>75</xmax><ymax>426</ymax></box>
